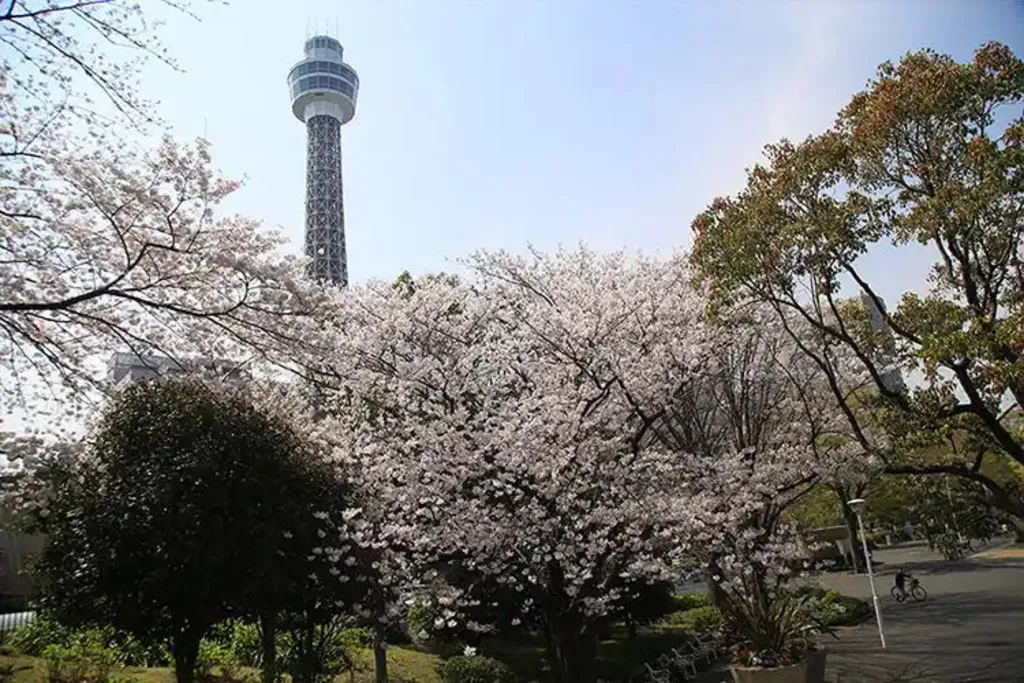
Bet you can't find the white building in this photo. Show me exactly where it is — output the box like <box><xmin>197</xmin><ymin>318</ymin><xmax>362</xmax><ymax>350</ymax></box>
<box><xmin>859</xmin><ymin>291</ymin><xmax>906</xmax><ymax>394</ymax></box>
<box><xmin>108</xmin><ymin>352</ymin><xmax>249</xmax><ymax>388</ymax></box>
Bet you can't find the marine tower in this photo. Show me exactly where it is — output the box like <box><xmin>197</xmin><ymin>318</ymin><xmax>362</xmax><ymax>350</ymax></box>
<box><xmin>288</xmin><ymin>35</ymin><xmax>359</xmax><ymax>286</ymax></box>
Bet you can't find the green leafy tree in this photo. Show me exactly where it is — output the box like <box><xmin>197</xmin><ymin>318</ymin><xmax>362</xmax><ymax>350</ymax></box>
<box><xmin>783</xmin><ymin>484</ymin><xmax>842</xmax><ymax>531</ymax></box>
<box><xmin>692</xmin><ymin>42</ymin><xmax>1024</xmax><ymax>525</ymax></box>
<box><xmin>29</xmin><ymin>380</ymin><xmax>354</xmax><ymax>683</ymax></box>
<box><xmin>865</xmin><ymin>473</ymin><xmax>1010</xmax><ymax>558</ymax></box>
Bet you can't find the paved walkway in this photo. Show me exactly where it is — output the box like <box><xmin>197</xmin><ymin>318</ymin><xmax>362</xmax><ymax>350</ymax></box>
<box><xmin>691</xmin><ymin>541</ymin><xmax>1024</xmax><ymax>683</ymax></box>
<box><xmin>813</xmin><ymin>542</ymin><xmax>1024</xmax><ymax>682</ymax></box>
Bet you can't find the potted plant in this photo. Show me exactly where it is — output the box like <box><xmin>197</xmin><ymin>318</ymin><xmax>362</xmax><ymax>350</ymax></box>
<box><xmin>722</xmin><ymin>588</ymin><xmax>835</xmax><ymax>683</ymax></box>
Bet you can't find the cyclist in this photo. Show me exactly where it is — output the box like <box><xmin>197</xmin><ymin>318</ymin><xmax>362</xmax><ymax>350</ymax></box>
<box><xmin>894</xmin><ymin>568</ymin><xmax>908</xmax><ymax>601</ymax></box>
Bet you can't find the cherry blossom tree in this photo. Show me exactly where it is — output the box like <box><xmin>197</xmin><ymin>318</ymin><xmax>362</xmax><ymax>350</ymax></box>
<box><xmin>661</xmin><ymin>304</ymin><xmax>869</xmax><ymax>589</ymax></box>
<box><xmin>307</xmin><ymin>247</ymin><xmax>847</xmax><ymax>682</ymax></box>
<box><xmin>0</xmin><ymin>0</ymin><xmax>329</xmax><ymax>423</ymax></box>
<box><xmin>0</xmin><ymin>75</ymin><xmax>324</xmax><ymax>415</ymax></box>
<box><xmin>1</xmin><ymin>0</ymin><xmax>215</xmax><ymax>127</ymax></box>
<box><xmin>0</xmin><ymin>118</ymin><xmax>320</xmax><ymax>412</ymax></box>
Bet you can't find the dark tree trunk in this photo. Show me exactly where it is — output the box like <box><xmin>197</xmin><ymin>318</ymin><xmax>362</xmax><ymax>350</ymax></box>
<box><xmin>260</xmin><ymin>612</ymin><xmax>277</xmax><ymax>683</ymax></box>
<box><xmin>289</xmin><ymin>623</ymin><xmax>324</xmax><ymax>683</ymax></box>
<box><xmin>373</xmin><ymin>625</ymin><xmax>388</xmax><ymax>683</ymax></box>
<box><xmin>543</xmin><ymin>620</ymin><xmax>558</xmax><ymax>678</ymax></box>
<box><xmin>705</xmin><ymin>559</ymin><xmax>728</xmax><ymax>607</ymax></box>
<box><xmin>547</xmin><ymin>612</ymin><xmax>598</xmax><ymax>683</ymax></box>
<box><xmin>173</xmin><ymin>630</ymin><xmax>202</xmax><ymax>683</ymax></box>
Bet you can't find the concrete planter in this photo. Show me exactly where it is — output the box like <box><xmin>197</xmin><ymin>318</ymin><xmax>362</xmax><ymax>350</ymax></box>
<box><xmin>803</xmin><ymin>648</ymin><xmax>827</xmax><ymax>683</ymax></box>
<box><xmin>730</xmin><ymin>660</ymin><xmax>807</xmax><ymax>683</ymax></box>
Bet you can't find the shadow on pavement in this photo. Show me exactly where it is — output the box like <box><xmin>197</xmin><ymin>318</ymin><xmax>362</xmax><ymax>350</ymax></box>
<box><xmin>846</xmin><ymin>554</ymin><xmax>1024</xmax><ymax>580</ymax></box>
<box><xmin>828</xmin><ymin>589</ymin><xmax>1024</xmax><ymax>682</ymax></box>
<box><xmin>898</xmin><ymin>556</ymin><xmax>1024</xmax><ymax>577</ymax></box>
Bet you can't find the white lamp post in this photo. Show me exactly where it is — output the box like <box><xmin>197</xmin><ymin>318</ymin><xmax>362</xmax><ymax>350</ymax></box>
<box><xmin>848</xmin><ymin>498</ymin><xmax>886</xmax><ymax>649</ymax></box>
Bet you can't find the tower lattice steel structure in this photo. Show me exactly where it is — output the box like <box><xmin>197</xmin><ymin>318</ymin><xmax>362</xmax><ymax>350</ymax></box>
<box><xmin>288</xmin><ymin>36</ymin><xmax>359</xmax><ymax>286</ymax></box>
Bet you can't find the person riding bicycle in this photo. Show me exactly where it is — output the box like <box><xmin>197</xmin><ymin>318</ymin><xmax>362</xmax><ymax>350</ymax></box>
<box><xmin>894</xmin><ymin>568</ymin><xmax>909</xmax><ymax>600</ymax></box>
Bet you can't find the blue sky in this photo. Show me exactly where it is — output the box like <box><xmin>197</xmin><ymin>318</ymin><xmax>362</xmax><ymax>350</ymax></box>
<box><xmin>141</xmin><ymin>0</ymin><xmax>1024</xmax><ymax>302</ymax></box>
<box><xmin>1</xmin><ymin>1</ymin><xmax>1022</xmax><ymax>437</ymax></box>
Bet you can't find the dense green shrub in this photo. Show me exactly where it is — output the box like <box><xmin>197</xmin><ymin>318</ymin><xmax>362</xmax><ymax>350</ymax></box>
<box><xmin>43</xmin><ymin>632</ymin><xmax>120</xmax><ymax>683</ymax></box>
<box><xmin>336</xmin><ymin>628</ymin><xmax>371</xmax><ymax>649</ymax></box>
<box><xmin>829</xmin><ymin>596</ymin><xmax>871</xmax><ymax>626</ymax></box>
<box><xmin>103</xmin><ymin>632</ymin><xmax>170</xmax><ymax>668</ymax></box>
<box><xmin>8</xmin><ymin>619</ymin><xmax>169</xmax><ymax>667</ymax></box>
<box><xmin>189</xmin><ymin>640</ymin><xmax>246</xmax><ymax>682</ymax></box>
<box><xmin>8</xmin><ymin>618</ymin><xmax>70</xmax><ymax>656</ymax></box>
<box><xmin>278</xmin><ymin>621</ymin><xmax>371</xmax><ymax>683</ymax></box>
<box><xmin>436</xmin><ymin>656</ymin><xmax>517</xmax><ymax>683</ymax></box>
<box><xmin>671</xmin><ymin>593</ymin><xmax>711</xmax><ymax>612</ymax></box>
<box><xmin>661</xmin><ymin>605</ymin><xmax>724</xmax><ymax>633</ymax></box>
<box><xmin>205</xmin><ymin>621</ymin><xmax>265</xmax><ymax>669</ymax></box>
<box><xmin>791</xmin><ymin>585</ymin><xmax>833</xmax><ymax>602</ymax></box>
<box><xmin>196</xmin><ymin>619</ymin><xmax>366</xmax><ymax>678</ymax></box>
<box><xmin>791</xmin><ymin>586</ymin><xmax>870</xmax><ymax>627</ymax></box>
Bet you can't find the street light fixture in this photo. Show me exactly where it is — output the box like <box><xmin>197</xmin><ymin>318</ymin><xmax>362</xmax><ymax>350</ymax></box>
<box><xmin>848</xmin><ymin>498</ymin><xmax>886</xmax><ymax>649</ymax></box>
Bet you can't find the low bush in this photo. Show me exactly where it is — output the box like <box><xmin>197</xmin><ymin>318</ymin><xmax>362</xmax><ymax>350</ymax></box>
<box><xmin>792</xmin><ymin>585</ymin><xmax>871</xmax><ymax>627</ymax></box>
<box><xmin>196</xmin><ymin>620</ymin><xmax>370</xmax><ymax>683</ymax></box>
<box><xmin>791</xmin><ymin>585</ymin><xmax>835</xmax><ymax>602</ymax></box>
<box><xmin>190</xmin><ymin>639</ymin><xmax>245</xmax><ymax>682</ymax></box>
<box><xmin>436</xmin><ymin>655</ymin><xmax>516</xmax><ymax>683</ymax></box>
<box><xmin>828</xmin><ymin>596</ymin><xmax>871</xmax><ymax>626</ymax></box>
<box><xmin>8</xmin><ymin>617</ymin><xmax>72</xmax><ymax>656</ymax></box>
<box><xmin>9</xmin><ymin>619</ymin><xmax>169</xmax><ymax>668</ymax></box>
<box><xmin>661</xmin><ymin>605</ymin><xmax>724</xmax><ymax>634</ymax></box>
<box><xmin>206</xmin><ymin>621</ymin><xmax>265</xmax><ymax>669</ymax></box>
<box><xmin>103</xmin><ymin>634</ymin><xmax>170</xmax><ymax>669</ymax></box>
<box><xmin>671</xmin><ymin>593</ymin><xmax>711</xmax><ymax>612</ymax></box>
<box><xmin>43</xmin><ymin>633</ymin><xmax>121</xmax><ymax>683</ymax></box>
<box><xmin>279</xmin><ymin>620</ymin><xmax>372</xmax><ymax>683</ymax></box>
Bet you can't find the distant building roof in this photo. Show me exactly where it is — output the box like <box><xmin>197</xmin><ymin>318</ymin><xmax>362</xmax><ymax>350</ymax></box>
<box><xmin>109</xmin><ymin>352</ymin><xmax>248</xmax><ymax>387</ymax></box>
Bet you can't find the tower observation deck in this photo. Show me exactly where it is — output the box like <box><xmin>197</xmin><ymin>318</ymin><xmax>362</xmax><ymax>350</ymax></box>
<box><xmin>288</xmin><ymin>35</ymin><xmax>359</xmax><ymax>286</ymax></box>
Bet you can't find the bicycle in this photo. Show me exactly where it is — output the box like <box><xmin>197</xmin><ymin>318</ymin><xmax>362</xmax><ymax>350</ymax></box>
<box><xmin>890</xmin><ymin>576</ymin><xmax>927</xmax><ymax>602</ymax></box>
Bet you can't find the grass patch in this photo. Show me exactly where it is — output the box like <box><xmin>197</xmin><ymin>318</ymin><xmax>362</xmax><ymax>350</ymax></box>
<box><xmin>352</xmin><ymin>646</ymin><xmax>441</xmax><ymax>683</ymax></box>
<box><xmin>0</xmin><ymin>651</ymin><xmax>47</xmax><ymax>683</ymax></box>
<box><xmin>0</xmin><ymin>652</ymin><xmax>190</xmax><ymax>683</ymax></box>
<box><xmin>3</xmin><ymin>626</ymin><xmax>693</xmax><ymax>683</ymax></box>
<box><xmin>0</xmin><ymin>648</ymin><xmax>440</xmax><ymax>683</ymax></box>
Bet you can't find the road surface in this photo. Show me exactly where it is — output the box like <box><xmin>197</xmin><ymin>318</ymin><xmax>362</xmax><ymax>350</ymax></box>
<box><xmin>813</xmin><ymin>542</ymin><xmax>1024</xmax><ymax>682</ymax></box>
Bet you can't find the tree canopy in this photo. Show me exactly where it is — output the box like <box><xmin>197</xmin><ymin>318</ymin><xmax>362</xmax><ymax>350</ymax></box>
<box><xmin>0</xmin><ymin>0</ymin><xmax>322</xmax><ymax>417</ymax></box>
<box><xmin>691</xmin><ymin>42</ymin><xmax>1024</xmax><ymax>521</ymax></box>
<box><xmin>29</xmin><ymin>379</ymin><xmax>361</xmax><ymax>683</ymax></box>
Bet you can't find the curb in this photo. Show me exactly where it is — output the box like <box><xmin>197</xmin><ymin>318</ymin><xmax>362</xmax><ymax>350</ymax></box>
<box><xmin>967</xmin><ymin>539</ymin><xmax>1019</xmax><ymax>560</ymax></box>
